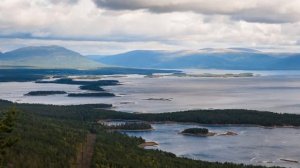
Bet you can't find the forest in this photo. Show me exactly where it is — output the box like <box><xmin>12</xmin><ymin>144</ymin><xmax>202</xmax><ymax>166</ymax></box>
<box><xmin>36</xmin><ymin>78</ymin><xmax>120</xmax><ymax>86</ymax></box>
<box><xmin>104</xmin><ymin>122</ymin><xmax>153</xmax><ymax>130</ymax></box>
<box><xmin>25</xmin><ymin>91</ymin><xmax>67</xmax><ymax>96</ymax></box>
<box><xmin>97</xmin><ymin>109</ymin><xmax>300</xmax><ymax>127</ymax></box>
<box><xmin>0</xmin><ymin>99</ymin><xmax>287</xmax><ymax>167</ymax></box>
<box><xmin>67</xmin><ymin>92</ymin><xmax>115</xmax><ymax>97</ymax></box>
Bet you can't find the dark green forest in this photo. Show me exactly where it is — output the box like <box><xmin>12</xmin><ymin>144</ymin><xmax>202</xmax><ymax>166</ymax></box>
<box><xmin>0</xmin><ymin>68</ymin><xmax>178</xmax><ymax>82</ymax></box>
<box><xmin>80</xmin><ymin>84</ymin><xmax>105</xmax><ymax>91</ymax></box>
<box><xmin>93</xmin><ymin>109</ymin><xmax>300</xmax><ymax>127</ymax></box>
<box><xmin>105</xmin><ymin>122</ymin><xmax>153</xmax><ymax>130</ymax></box>
<box><xmin>181</xmin><ymin>128</ymin><xmax>209</xmax><ymax>134</ymax></box>
<box><xmin>0</xmin><ymin>100</ymin><xmax>287</xmax><ymax>168</ymax></box>
<box><xmin>67</xmin><ymin>92</ymin><xmax>115</xmax><ymax>97</ymax></box>
<box><xmin>25</xmin><ymin>91</ymin><xmax>67</xmax><ymax>96</ymax></box>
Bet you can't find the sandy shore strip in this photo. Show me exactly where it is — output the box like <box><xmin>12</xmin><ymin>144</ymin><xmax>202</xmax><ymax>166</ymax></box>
<box><xmin>138</xmin><ymin>142</ymin><xmax>159</xmax><ymax>148</ymax></box>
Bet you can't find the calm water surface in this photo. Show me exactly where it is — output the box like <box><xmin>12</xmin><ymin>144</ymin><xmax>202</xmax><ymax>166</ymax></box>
<box><xmin>1</xmin><ymin>70</ymin><xmax>300</xmax><ymax>113</ymax></box>
<box><xmin>125</xmin><ymin>123</ymin><xmax>300</xmax><ymax>168</ymax></box>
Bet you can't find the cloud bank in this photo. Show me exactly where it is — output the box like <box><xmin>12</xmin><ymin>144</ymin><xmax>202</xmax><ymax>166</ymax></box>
<box><xmin>0</xmin><ymin>0</ymin><xmax>299</xmax><ymax>54</ymax></box>
<box><xmin>94</xmin><ymin>0</ymin><xmax>300</xmax><ymax>23</ymax></box>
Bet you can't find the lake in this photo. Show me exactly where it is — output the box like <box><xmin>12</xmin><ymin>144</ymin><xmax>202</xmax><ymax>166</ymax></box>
<box><xmin>1</xmin><ymin>70</ymin><xmax>300</xmax><ymax>114</ymax></box>
<box><xmin>124</xmin><ymin>123</ymin><xmax>300</xmax><ymax>168</ymax></box>
<box><xmin>1</xmin><ymin>69</ymin><xmax>300</xmax><ymax>167</ymax></box>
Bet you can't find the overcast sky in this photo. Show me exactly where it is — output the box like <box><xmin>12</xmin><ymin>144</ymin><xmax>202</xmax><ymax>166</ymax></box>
<box><xmin>0</xmin><ymin>0</ymin><xmax>300</xmax><ymax>54</ymax></box>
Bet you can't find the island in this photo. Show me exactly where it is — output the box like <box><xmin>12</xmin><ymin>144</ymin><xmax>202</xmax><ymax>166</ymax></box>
<box><xmin>25</xmin><ymin>91</ymin><xmax>67</xmax><ymax>96</ymax></box>
<box><xmin>67</xmin><ymin>92</ymin><xmax>115</xmax><ymax>97</ymax></box>
<box><xmin>36</xmin><ymin>78</ymin><xmax>120</xmax><ymax>91</ymax></box>
<box><xmin>144</xmin><ymin>98</ymin><xmax>172</xmax><ymax>101</ymax></box>
<box><xmin>181</xmin><ymin>128</ymin><xmax>216</xmax><ymax>137</ymax></box>
<box><xmin>36</xmin><ymin>78</ymin><xmax>120</xmax><ymax>86</ymax></box>
<box><xmin>79</xmin><ymin>84</ymin><xmax>105</xmax><ymax>91</ymax></box>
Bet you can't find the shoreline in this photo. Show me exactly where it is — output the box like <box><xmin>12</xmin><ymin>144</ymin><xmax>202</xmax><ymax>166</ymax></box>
<box><xmin>100</xmin><ymin>119</ymin><xmax>300</xmax><ymax>129</ymax></box>
<box><xmin>138</xmin><ymin>141</ymin><xmax>159</xmax><ymax>148</ymax></box>
<box><xmin>3</xmin><ymin>99</ymin><xmax>300</xmax><ymax>129</ymax></box>
<box><xmin>2</xmin><ymin>97</ymin><xmax>300</xmax><ymax>125</ymax></box>
<box><xmin>111</xmin><ymin>128</ymin><xmax>155</xmax><ymax>132</ymax></box>
<box><xmin>179</xmin><ymin>131</ymin><xmax>238</xmax><ymax>137</ymax></box>
<box><xmin>150</xmin><ymin>121</ymin><xmax>300</xmax><ymax>129</ymax></box>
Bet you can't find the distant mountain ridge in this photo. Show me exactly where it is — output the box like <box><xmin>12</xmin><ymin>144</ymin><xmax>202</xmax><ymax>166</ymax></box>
<box><xmin>2</xmin><ymin>46</ymin><xmax>300</xmax><ymax>70</ymax></box>
<box><xmin>89</xmin><ymin>48</ymin><xmax>300</xmax><ymax>70</ymax></box>
<box><xmin>0</xmin><ymin>45</ymin><xmax>103</xmax><ymax>69</ymax></box>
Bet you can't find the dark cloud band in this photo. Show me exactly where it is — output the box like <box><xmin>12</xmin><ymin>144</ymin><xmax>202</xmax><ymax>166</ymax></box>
<box><xmin>93</xmin><ymin>0</ymin><xmax>299</xmax><ymax>24</ymax></box>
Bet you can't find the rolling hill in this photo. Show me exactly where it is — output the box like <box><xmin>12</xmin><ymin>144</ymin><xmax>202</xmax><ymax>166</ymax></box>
<box><xmin>89</xmin><ymin>48</ymin><xmax>300</xmax><ymax>70</ymax></box>
<box><xmin>0</xmin><ymin>45</ymin><xmax>104</xmax><ymax>69</ymax></box>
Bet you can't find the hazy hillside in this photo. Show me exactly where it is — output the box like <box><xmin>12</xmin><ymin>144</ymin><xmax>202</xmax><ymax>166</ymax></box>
<box><xmin>273</xmin><ymin>54</ymin><xmax>300</xmax><ymax>70</ymax></box>
<box><xmin>2</xmin><ymin>46</ymin><xmax>300</xmax><ymax>70</ymax></box>
<box><xmin>89</xmin><ymin>48</ymin><xmax>300</xmax><ymax>70</ymax></box>
<box><xmin>0</xmin><ymin>46</ymin><xmax>104</xmax><ymax>69</ymax></box>
<box><xmin>89</xmin><ymin>50</ymin><xmax>168</xmax><ymax>68</ymax></box>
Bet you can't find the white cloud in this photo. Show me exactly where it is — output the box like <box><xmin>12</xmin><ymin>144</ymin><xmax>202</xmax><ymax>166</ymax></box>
<box><xmin>0</xmin><ymin>38</ymin><xmax>185</xmax><ymax>55</ymax></box>
<box><xmin>0</xmin><ymin>0</ymin><xmax>299</xmax><ymax>54</ymax></box>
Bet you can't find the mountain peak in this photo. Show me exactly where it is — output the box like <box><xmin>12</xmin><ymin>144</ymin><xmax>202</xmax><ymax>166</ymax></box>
<box><xmin>0</xmin><ymin>45</ymin><xmax>104</xmax><ymax>69</ymax></box>
<box><xmin>8</xmin><ymin>45</ymin><xmax>80</xmax><ymax>56</ymax></box>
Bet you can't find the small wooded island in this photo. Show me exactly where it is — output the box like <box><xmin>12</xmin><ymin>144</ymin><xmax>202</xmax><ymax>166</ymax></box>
<box><xmin>36</xmin><ymin>78</ymin><xmax>120</xmax><ymax>86</ymax></box>
<box><xmin>35</xmin><ymin>78</ymin><xmax>118</xmax><ymax>97</ymax></box>
<box><xmin>79</xmin><ymin>84</ymin><xmax>105</xmax><ymax>91</ymax></box>
<box><xmin>181</xmin><ymin>128</ymin><xmax>216</xmax><ymax>137</ymax></box>
<box><xmin>181</xmin><ymin>128</ymin><xmax>238</xmax><ymax>137</ymax></box>
<box><xmin>36</xmin><ymin>78</ymin><xmax>120</xmax><ymax>91</ymax></box>
<box><xmin>68</xmin><ymin>92</ymin><xmax>115</xmax><ymax>97</ymax></box>
<box><xmin>25</xmin><ymin>91</ymin><xmax>67</xmax><ymax>96</ymax></box>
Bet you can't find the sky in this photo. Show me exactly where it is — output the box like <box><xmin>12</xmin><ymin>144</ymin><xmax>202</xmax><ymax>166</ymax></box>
<box><xmin>0</xmin><ymin>0</ymin><xmax>300</xmax><ymax>55</ymax></box>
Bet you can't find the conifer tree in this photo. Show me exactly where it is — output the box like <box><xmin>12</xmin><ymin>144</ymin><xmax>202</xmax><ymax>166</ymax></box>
<box><xmin>0</xmin><ymin>108</ymin><xmax>18</xmax><ymax>166</ymax></box>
